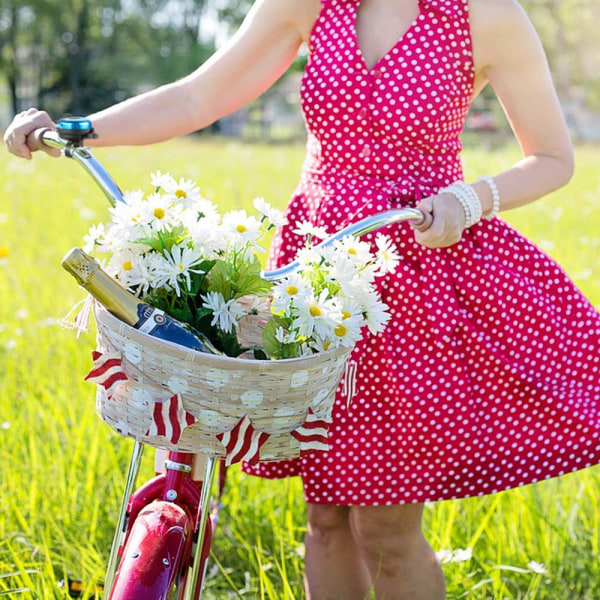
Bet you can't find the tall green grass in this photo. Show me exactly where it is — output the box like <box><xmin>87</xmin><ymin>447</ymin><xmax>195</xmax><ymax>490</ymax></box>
<box><xmin>1</xmin><ymin>137</ymin><xmax>599</xmax><ymax>599</ymax></box>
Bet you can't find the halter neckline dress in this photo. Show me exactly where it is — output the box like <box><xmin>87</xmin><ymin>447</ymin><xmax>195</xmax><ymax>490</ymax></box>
<box><xmin>243</xmin><ymin>0</ymin><xmax>600</xmax><ymax>506</ymax></box>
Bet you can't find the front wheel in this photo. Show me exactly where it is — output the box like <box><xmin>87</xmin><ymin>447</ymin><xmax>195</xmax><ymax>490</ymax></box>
<box><xmin>108</xmin><ymin>501</ymin><xmax>192</xmax><ymax>600</ymax></box>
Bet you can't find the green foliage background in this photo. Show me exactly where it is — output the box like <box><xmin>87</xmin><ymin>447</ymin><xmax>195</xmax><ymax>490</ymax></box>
<box><xmin>1</xmin><ymin>137</ymin><xmax>600</xmax><ymax>598</ymax></box>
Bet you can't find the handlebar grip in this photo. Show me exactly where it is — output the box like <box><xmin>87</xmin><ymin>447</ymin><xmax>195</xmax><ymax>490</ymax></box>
<box><xmin>27</xmin><ymin>128</ymin><xmax>51</xmax><ymax>151</ymax></box>
<box><xmin>26</xmin><ymin>127</ymin><xmax>63</xmax><ymax>156</ymax></box>
<box><xmin>412</xmin><ymin>209</ymin><xmax>433</xmax><ymax>232</ymax></box>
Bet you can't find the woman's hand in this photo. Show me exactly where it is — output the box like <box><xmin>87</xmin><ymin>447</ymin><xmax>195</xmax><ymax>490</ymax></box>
<box><xmin>3</xmin><ymin>108</ymin><xmax>60</xmax><ymax>159</ymax></box>
<box><xmin>413</xmin><ymin>193</ymin><xmax>466</xmax><ymax>248</ymax></box>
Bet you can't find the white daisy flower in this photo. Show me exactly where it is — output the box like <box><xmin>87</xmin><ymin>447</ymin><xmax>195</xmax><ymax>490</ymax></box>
<box><xmin>181</xmin><ymin>211</ymin><xmax>222</xmax><ymax>256</ymax></box>
<box><xmin>253</xmin><ymin>197</ymin><xmax>287</xmax><ymax>228</ymax></box>
<box><xmin>95</xmin><ymin>223</ymin><xmax>132</xmax><ymax>254</ymax></box>
<box><xmin>527</xmin><ymin>561</ymin><xmax>548</xmax><ymax>575</ymax></box>
<box><xmin>333</xmin><ymin>236</ymin><xmax>373</xmax><ymax>266</ymax></box>
<box><xmin>435</xmin><ymin>547</ymin><xmax>473</xmax><ymax>564</ymax></box>
<box><xmin>141</xmin><ymin>192</ymin><xmax>180</xmax><ymax>232</ymax></box>
<box><xmin>221</xmin><ymin>210</ymin><xmax>262</xmax><ymax>244</ymax></box>
<box><xmin>330</xmin><ymin>312</ymin><xmax>362</xmax><ymax>348</ymax></box>
<box><xmin>324</xmin><ymin>254</ymin><xmax>359</xmax><ymax>289</ymax></box>
<box><xmin>109</xmin><ymin>251</ymin><xmax>153</xmax><ymax>295</ymax></box>
<box><xmin>150</xmin><ymin>170</ymin><xmax>176</xmax><ymax>191</ymax></box>
<box><xmin>275</xmin><ymin>327</ymin><xmax>296</xmax><ymax>344</ymax></box>
<box><xmin>362</xmin><ymin>291</ymin><xmax>391</xmax><ymax>335</ymax></box>
<box><xmin>188</xmin><ymin>197</ymin><xmax>220</xmax><ymax>222</ymax></box>
<box><xmin>153</xmin><ymin>244</ymin><xmax>205</xmax><ymax>296</ymax></box>
<box><xmin>339</xmin><ymin>297</ymin><xmax>364</xmax><ymax>322</ymax></box>
<box><xmin>295</xmin><ymin>245</ymin><xmax>325</xmax><ymax>269</ymax></box>
<box><xmin>293</xmin><ymin>220</ymin><xmax>330</xmax><ymax>240</ymax></box>
<box><xmin>202</xmin><ymin>291</ymin><xmax>246</xmax><ymax>333</ymax></box>
<box><xmin>307</xmin><ymin>337</ymin><xmax>333</xmax><ymax>353</ymax></box>
<box><xmin>271</xmin><ymin>274</ymin><xmax>310</xmax><ymax>314</ymax></box>
<box><xmin>161</xmin><ymin>177</ymin><xmax>202</xmax><ymax>207</ymax></box>
<box><xmin>83</xmin><ymin>222</ymin><xmax>106</xmax><ymax>253</ymax></box>
<box><xmin>293</xmin><ymin>290</ymin><xmax>341</xmax><ymax>339</ymax></box>
<box><xmin>109</xmin><ymin>190</ymin><xmax>146</xmax><ymax>229</ymax></box>
<box><xmin>375</xmin><ymin>234</ymin><xmax>401</xmax><ymax>274</ymax></box>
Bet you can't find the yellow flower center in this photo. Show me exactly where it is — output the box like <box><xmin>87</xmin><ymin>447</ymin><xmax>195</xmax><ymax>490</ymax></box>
<box><xmin>175</xmin><ymin>189</ymin><xmax>187</xmax><ymax>199</ymax></box>
<box><xmin>131</xmin><ymin>214</ymin><xmax>140</xmax><ymax>222</ymax></box>
<box><xmin>154</xmin><ymin>207</ymin><xmax>166</xmax><ymax>219</ymax></box>
<box><xmin>286</xmin><ymin>285</ymin><xmax>299</xmax><ymax>296</ymax></box>
<box><xmin>177</xmin><ymin>264</ymin><xmax>185</xmax><ymax>271</ymax></box>
<box><xmin>341</xmin><ymin>310</ymin><xmax>351</xmax><ymax>320</ymax></box>
<box><xmin>309</xmin><ymin>306</ymin><xmax>322</xmax><ymax>317</ymax></box>
<box><xmin>381</xmin><ymin>250</ymin><xmax>389</xmax><ymax>260</ymax></box>
<box><xmin>123</xmin><ymin>260</ymin><xmax>133</xmax><ymax>271</ymax></box>
<box><xmin>236</xmin><ymin>224</ymin><xmax>247</xmax><ymax>233</ymax></box>
<box><xmin>334</xmin><ymin>324</ymin><xmax>347</xmax><ymax>337</ymax></box>
<box><xmin>323</xmin><ymin>341</ymin><xmax>331</xmax><ymax>350</ymax></box>
<box><xmin>0</xmin><ymin>246</ymin><xmax>8</xmax><ymax>259</ymax></box>
<box><xmin>348</xmin><ymin>248</ymin><xmax>357</xmax><ymax>255</ymax></box>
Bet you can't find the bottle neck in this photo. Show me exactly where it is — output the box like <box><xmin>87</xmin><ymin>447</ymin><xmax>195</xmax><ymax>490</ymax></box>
<box><xmin>81</xmin><ymin>270</ymin><xmax>142</xmax><ymax>326</ymax></box>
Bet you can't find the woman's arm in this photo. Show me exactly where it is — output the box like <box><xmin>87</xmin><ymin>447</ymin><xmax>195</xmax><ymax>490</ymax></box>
<box><xmin>469</xmin><ymin>0</ymin><xmax>574</xmax><ymax>211</ymax></box>
<box><xmin>4</xmin><ymin>0</ymin><xmax>320</xmax><ymax>157</ymax></box>
<box><xmin>416</xmin><ymin>0</ymin><xmax>574</xmax><ymax>248</ymax></box>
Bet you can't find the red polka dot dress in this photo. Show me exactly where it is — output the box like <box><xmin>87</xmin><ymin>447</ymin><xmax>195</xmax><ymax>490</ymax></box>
<box><xmin>243</xmin><ymin>0</ymin><xmax>600</xmax><ymax>505</ymax></box>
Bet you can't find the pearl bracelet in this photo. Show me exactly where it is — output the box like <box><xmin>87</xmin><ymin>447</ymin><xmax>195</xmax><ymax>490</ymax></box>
<box><xmin>440</xmin><ymin>181</ymin><xmax>483</xmax><ymax>229</ymax></box>
<box><xmin>477</xmin><ymin>175</ymin><xmax>500</xmax><ymax>219</ymax></box>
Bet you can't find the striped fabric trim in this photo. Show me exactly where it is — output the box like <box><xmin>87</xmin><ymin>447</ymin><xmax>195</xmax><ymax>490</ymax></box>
<box><xmin>342</xmin><ymin>360</ymin><xmax>358</xmax><ymax>408</ymax></box>
<box><xmin>217</xmin><ymin>415</ymin><xmax>269</xmax><ymax>466</ymax></box>
<box><xmin>145</xmin><ymin>393</ymin><xmax>196</xmax><ymax>444</ymax></box>
<box><xmin>291</xmin><ymin>408</ymin><xmax>331</xmax><ymax>452</ymax></box>
<box><xmin>85</xmin><ymin>350</ymin><xmax>129</xmax><ymax>399</ymax></box>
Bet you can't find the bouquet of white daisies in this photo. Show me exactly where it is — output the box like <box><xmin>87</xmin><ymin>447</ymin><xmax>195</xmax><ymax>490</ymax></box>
<box><xmin>84</xmin><ymin>172</ymin><xmax>399</xmax><ymax>359</ymax></box>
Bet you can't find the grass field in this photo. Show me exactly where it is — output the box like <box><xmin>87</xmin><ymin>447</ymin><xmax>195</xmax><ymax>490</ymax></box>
<box><xmin>1</xmin><ymin>136</ymin><xmax>600</xmax><ymax>599</ymax></box>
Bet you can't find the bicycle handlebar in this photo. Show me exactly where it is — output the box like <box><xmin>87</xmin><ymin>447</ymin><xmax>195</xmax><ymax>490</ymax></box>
<box><xmin>30</xmin><ymin>128</ymin><xmax>125</xmax><ymax>206</ymax></box>
<box><xmin>31</xmin><ymin>126</ymin><xmax>432</xmax><ymax>280</ymax></box>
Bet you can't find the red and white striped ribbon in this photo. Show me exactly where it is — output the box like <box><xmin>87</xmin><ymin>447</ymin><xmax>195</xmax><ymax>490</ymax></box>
<box><xmin>291</xmin><ymin>408</ymin><xmax>331</xmax><ymax>452</ymax></box>
<box><xmin>216</xmin><ymin>415</ymin><xmax>269</xmax><ymax>466</ymax></box>
<box><xmin>85</xmin><ymin>350</ymin><xmax>129</xmax><ymax>399</ymax></box>
<box><xmin>145</xmin><ymin>393</ymin><xmax>196</xmax><ymax>445</ymax></box>
<box><xmin>342</xmin><ymin>360</ymin><xmax>358</xmax><ymax>408</ymax></box>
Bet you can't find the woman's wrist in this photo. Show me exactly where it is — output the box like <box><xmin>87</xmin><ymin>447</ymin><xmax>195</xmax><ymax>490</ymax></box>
<box><xmin>473</xmin><ymin>176</ymin><xmax>501</xmax><ymax>219</ymax></box>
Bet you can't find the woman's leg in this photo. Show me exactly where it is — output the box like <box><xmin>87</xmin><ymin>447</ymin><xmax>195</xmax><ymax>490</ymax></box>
<box><xmin>304</xmin><ymin>504</ymin><xmax>371</xmax><ymax>600</ymax></box>
<box><xmin>349</xmin><ymin>504</ymin><xmax>445</xmax><ymax>600</ymax></box>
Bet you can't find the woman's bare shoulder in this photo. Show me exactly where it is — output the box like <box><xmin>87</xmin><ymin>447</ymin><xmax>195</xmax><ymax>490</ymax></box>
<box><xmin>286</xmin><ymin>0</ymin><xmax>323</xmax><ymax>41</ymax></box>
<box><xmin>255</xmin><ymin>0</ymin><xmax>321</xmax><ymax>41</ymax></box>
<box><xmin>469</xmin><ymin>0</ymin><xmax>528</xmax><ymax>25</ymax></box>
<box><xmin>469</xmin><ymin>0</ymin><xmax>540</xmax><ymax>74</ymax></box>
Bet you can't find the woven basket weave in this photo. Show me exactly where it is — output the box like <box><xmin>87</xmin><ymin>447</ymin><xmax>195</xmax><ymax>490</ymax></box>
<box><xmin>94</xmin><ymin>304</ymin><xmax>352</xmax><ymax>460</ymax></box>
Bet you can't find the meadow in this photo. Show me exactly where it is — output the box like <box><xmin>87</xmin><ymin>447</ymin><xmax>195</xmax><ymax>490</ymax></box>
<box><xmin>1</xmin><ymin>136</ymin><xmax>600</xmax><ymax>599</ymax></box>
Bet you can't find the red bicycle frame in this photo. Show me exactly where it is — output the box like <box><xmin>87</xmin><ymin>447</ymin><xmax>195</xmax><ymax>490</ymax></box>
<box><xmin>104</xmin><ymin>445</ymin><xmax>222</xmax><ymax>600</ymax></box>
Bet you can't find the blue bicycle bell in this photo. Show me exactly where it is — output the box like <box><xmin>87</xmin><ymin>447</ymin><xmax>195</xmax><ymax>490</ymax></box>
<box><xmin>57</xmin><ymin>117</ymin><xmax>98</xmax><ymax>145</ymax></box>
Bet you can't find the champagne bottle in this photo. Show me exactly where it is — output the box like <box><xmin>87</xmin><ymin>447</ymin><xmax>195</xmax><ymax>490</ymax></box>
<box><xmin>62</xmin><ymin>248</ymin><xmax>222</xmax><ymax>355</ymax></box>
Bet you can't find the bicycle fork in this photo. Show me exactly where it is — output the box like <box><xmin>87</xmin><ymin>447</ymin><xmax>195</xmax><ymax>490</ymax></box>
<box><xmin>103</xmin><ymin>443</ymin><xmax>219</xmax><ymax>600</ymax></box>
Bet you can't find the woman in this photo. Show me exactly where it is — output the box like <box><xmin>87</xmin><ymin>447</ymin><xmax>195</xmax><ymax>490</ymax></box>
<box><xmin>5</xmin><ymin>1</ymin><xmax>599</xmax><ymax>599</ymax></box>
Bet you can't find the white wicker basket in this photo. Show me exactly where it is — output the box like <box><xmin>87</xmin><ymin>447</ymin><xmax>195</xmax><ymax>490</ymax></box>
<box><xmin>93</xmin><ymin>304</ymin><xmax>353</xmax><ymax>461</ymax></box>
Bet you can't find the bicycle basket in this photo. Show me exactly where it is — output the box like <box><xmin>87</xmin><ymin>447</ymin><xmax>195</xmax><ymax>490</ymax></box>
<box><xmin>92</xmin><ymin>303</ymin><xmax>353</xmax><ymax>462</ymax></box>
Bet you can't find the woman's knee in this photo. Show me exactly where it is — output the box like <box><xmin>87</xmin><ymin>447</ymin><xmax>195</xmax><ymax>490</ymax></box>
<box><xmin>306</xmin><ymin>504</ymin><xmax>351</xmax><ymax>542</ymax></box>
<box><xmin>349</xmin><ymin>504</ymin><xmax>426</xmax><ymax>560</ymax></box>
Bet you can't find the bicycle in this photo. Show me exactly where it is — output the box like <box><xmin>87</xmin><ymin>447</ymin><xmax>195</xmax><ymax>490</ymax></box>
<box><xmin>29</xmin><ymin>117</ymin><xmax>430</xmax><ymax>600</ymax></box>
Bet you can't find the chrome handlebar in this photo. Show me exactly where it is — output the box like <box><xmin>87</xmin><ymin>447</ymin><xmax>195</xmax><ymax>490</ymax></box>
<box><xmin>35</xmin><ymin>129</ymin><xmax>125</xmax><ymax>206</ymax></box>
<box><xmin>34</xmin><ymin>128</ymin><xmax>430</xmax><ymax>280</ymax></box>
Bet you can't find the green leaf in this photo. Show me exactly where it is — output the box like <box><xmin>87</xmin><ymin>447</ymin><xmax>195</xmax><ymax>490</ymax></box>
<box><xmin>169</xmin><ymin>307</ymin><xmax>194</xmax><ymax>324</ymax></box>
<box><xmin>189</xmin><ymin>259</ymin><xmax>217</xmax><ymax>295</ymax></box>
<box><xmin>234</xmin><ymin>272</ymin><xmax>272</xmax><ymax>298</ymax></box>
<box><xmin>217</xmin><ymin>329</ymin><xmax>244</xmax><ymax>357</ymax></box>
<box><xmin>262</xmin><ymin>317</ymin><xmax>283</xmax><ymax>358</ymax></box>
<box><xmin>207</xmin><ymin>260</ymin><xmax>235</xmax><ymax>298</ymax></box>
<box><xmin>135</xmin><ymin>224</ymin><xmax>186</xmax><ymax>252</ymax></box>
<box><xmin>253</xmin><ymin>348</ymin><xmax>269</xmax><ymax>360</ymax></box>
